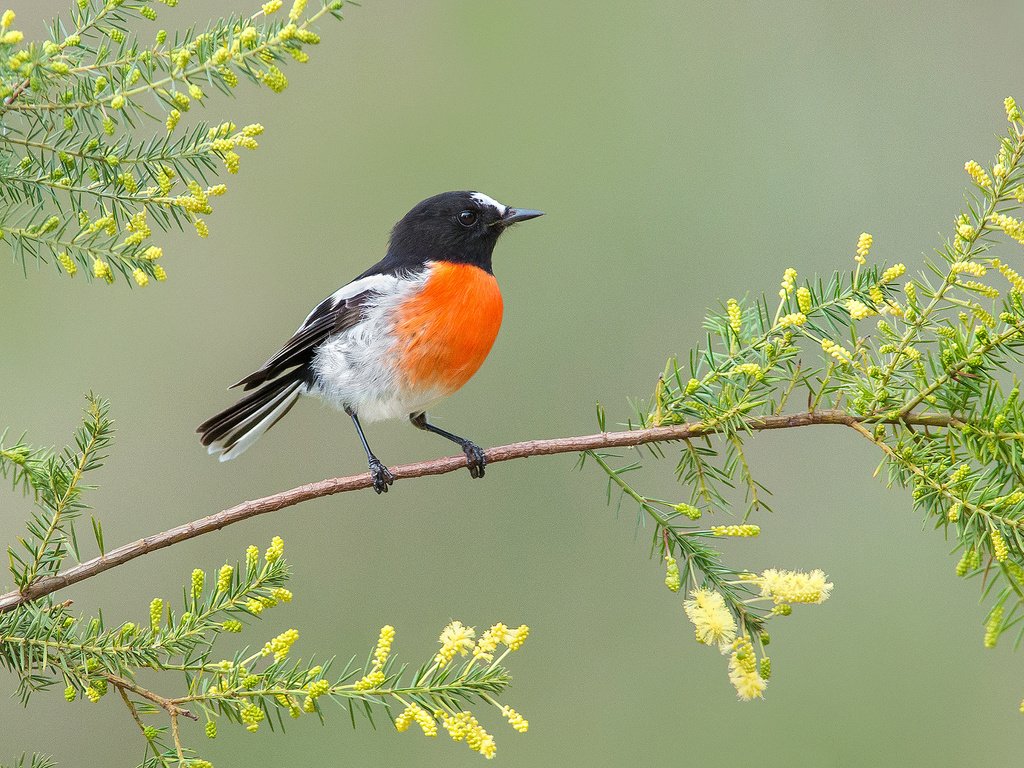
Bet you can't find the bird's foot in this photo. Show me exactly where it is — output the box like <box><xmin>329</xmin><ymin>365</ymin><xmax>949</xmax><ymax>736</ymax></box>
<box><xmin>460</xmin><ymin>441</ymin><xmax>487</xmax><ymax>479</ymax></box>
<box><xmin>368</xmin><ymin>458</ymin><xmax>395</xmax><ymax>494</ymax></box>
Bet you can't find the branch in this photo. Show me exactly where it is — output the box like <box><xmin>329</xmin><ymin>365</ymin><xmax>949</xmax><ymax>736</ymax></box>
<box><xmin>0</xmin><ymin>409</ymin><xmax>951</xmax><ymax>613</ymax></box>
<box><xmin>106</xmin><ymin>673</ymin><xmax>198</xmax><ymax>722</ymax></box>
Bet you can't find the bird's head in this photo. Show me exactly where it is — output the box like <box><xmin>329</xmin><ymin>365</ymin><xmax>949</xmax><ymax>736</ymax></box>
<box><xmin>388</xmin><ymin>190</ymin><xmax>543</xmax><ymax>272</ymax></box>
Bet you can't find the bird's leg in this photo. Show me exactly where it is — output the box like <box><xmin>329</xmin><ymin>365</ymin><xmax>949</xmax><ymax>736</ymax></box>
<box><xmin>346</xmin><ymin>407</ymin><xmax>394</xmax><ymax>493</ymax></box>
<box><xmin>409</xmin><ymin>412</ymin><xmax>486</xmax><ymax>479</ymax></box>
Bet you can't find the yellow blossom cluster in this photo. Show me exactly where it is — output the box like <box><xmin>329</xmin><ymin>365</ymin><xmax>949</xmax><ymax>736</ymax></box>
<box><xmin>750</xmin><ymin>568</ymin><xmax>833</xmax><ymax>604</ymax></box>
<box><xmin>683</xmin><ymin>588</ymin><xmax>737</xmax><ymax>649</ymax></box>
<box><xmin>265</xmin><ymin>535</ymin><xmax>284</xmax><ymax>562</ymax></box>
<box><xmin>821</xmin><ymin>338</ymin><xmax>854</xmax><ymax>365</ymax></box>
<box><xmin>435</xmin><ymin>620</ymin><xmax>476</xmax><ymax>667</ymax></box>
<box><xmin>731</xmin><ymin>362</ymin><xmax>763</xmax><ymax>378</ymax></box>
<box><xmin>796</xmin><ymin>286</ymin><xmax>812</xmax><ymax>313</ymax></box>
<box><xmin>778</xmin><ymin>267</ymin><xmax>797</xmax><ymax>299</ymax></box>
<box><xmin>726</xmin><ymin>298</ymin><xmax>742</xmax><ymax>335</ymax></box>
<box><xmin>778</xmin><ymin>312</ymin><xmax>807</xmax><ymax>328</ymax></box>
<box><xmin>440</xmin><ymin>711</ymin><xmax>497</xmax><ymax>759</ymax></box>
<box><xmin>395</xmin><ymin>703</ymin><xmax>437</xmax><ymax>737</ymax></box>
<box><xmin>984</xmin><ymin>605</ymin><xmax>1003</xmax><ymax>648</ymax></box>
<box><xmin>846</xmin><ymin>299</ymin><xmax>875</xmax><ymax>321</ymax></box>
<box><xmin>992</xmin><ymin>259</ymin><xmax>1024</xmax><ymax>293</ymax></box>
<box><xmin>951</xmin><ymin>260</ymin><xmax>987</xmax><ymax>276</ymax></box>
<box><xmin>964</xmin><ymin>160</ymin><xmax>993</xmax><ymax>188</ymax></box>
<box><xmin>710</xmin><ymin>524</ymin><xmax>760</xmax><ymax>537</ymax></box>
<box><xmin>855</xmin><ymin>232</ymin><xmax>872</xmax><ymax>265</ymax></box>
<box><xmin>989</xmin><ymin>213</ymin><xmax>1024</xmax><ymax>244</ymax></box>
<box><xmin>354</xmin><ymin>625</ymin><xmax>394</xmax><ymax>690</ymax></box>
<box><xmin>991</xmin><ymin>528</ymin><xmax>1009</xmax><ymax>563</ymax></box>
<box><xmin>728</xmin><ymin>635</ymin><xmax>767</xmax><ymax>700</ymax></box>
<box><xmin>664</xmin><ymin>554</ymin><xmax>681</xmax><ymax>592</ymax></box>
<box><xmin>262</xmin><ymin>628</ymin><xmax>299</xmax><ymax>662</ymax></box>
<box><xmin>217</xmin><ymin>564</ymin><xmax>233</xmax><ymax>592</ymax></box>
<box><xmin>879</xmin><ymin>263</ymin><xmax>906</xmax><ymax>283</ymax></box>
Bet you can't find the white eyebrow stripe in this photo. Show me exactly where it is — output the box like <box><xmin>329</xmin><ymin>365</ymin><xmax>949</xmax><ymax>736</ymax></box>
<box><xmin>470</xmin><ymin>192</ymin><xmax>507</xmax><ymax>215</ymax></box>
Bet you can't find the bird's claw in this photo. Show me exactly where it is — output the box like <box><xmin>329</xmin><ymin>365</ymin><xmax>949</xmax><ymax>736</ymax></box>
<box><xmin>461</xmin><ymin>441</ymin><xmax>486</xmax><ymax>479</ymax></box>
<box><xmin>368</xmin><ymin>458</ymin><xmax>394</xmax><ymax>494</ymax></box>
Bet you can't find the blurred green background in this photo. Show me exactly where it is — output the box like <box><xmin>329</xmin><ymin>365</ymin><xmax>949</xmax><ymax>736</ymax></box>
<box><xmin>3</xmin><ymin>1</ymin><xmax>1024</xmax><ymax>765</ymax></box>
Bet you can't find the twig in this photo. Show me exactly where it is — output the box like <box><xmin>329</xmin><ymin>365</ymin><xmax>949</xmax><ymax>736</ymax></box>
<box><xmin>0</xmin><ymin>409</ymin><xmax>953</xmax><ymax>614</ymax></box>
<box><xmin>106</xmin><ymin>673</ymin><xmax>198</xmax><ymax>721</ymax></box>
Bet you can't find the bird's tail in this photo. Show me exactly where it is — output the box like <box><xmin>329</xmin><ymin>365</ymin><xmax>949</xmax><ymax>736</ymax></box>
<box><xmin>197</xmin><ymin>374</ymin><xmax>305</xmax><ymax>461</ymax></box>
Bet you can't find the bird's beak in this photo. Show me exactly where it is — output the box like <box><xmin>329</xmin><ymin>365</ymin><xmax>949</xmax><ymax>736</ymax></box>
<box><xmin>494</xmin><ymin>207</ymin><xmax>545</xmax><ymax>228</ymax></box>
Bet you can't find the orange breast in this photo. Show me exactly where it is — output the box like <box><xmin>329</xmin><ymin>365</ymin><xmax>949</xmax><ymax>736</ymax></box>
<box><xmin>394</xmin><ymin>262</ymin><xmax>504</xmax><ymax>394</ymax></box>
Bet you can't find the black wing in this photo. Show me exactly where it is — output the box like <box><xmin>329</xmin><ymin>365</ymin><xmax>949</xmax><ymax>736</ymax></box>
<box><xmin>230</xmin><ymin>289</ymin><xmax>374</xmax><ymax>391</ymax></box>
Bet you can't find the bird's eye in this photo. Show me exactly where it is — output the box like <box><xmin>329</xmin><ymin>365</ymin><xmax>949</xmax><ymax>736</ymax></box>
<box><xmin>457</xmin><ymin>209</ymin><xmax>478</xmax><ymax>227</ymax></box>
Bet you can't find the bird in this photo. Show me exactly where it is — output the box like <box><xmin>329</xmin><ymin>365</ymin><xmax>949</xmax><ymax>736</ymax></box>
<box><xmin>196</xmin><ymin>190</ymin><xmax>544</xmax><ymax>493</ymax></box>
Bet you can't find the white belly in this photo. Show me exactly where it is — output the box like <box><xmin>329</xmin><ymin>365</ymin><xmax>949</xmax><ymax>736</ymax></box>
<box><xmin>307</xmin><ymin>277</ymin><xmax>447</xmax><ymax>422</ymax></box>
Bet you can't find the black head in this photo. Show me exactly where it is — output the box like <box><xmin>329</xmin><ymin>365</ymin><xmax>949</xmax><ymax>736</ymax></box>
<box><xmin>386</xmin><ymin>191</ymin><xmax>543</xmax><ymax>274</ymax></box>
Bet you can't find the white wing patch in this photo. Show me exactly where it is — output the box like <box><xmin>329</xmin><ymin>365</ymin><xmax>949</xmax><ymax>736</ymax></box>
<box><xmin>470</xmin><ymin>192</ymin><xmax>507</xmax><ymax>216</ymax></box>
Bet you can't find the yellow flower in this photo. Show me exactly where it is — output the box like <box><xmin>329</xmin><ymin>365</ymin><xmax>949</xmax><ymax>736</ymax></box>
<box><xmin>289</xmin><ymin>0</ymin><xmax>308</xmax><ymax>21</ymax></box>
<box><xmin>664</xmin><ymin>554</ymin><xmax>681</xmax><ymax>593</ymax></box>
<box><xmin>846</xmin><ymin>299</ymin><xmax>875</xmax><ymax>321</ymax></box>
<box><xmin>1006</xmin><ymin>96</ymin><xmax>1021</xmax><ymax>122</ymax></box>
<box><xmin>353</xmin><ymin>669</ymin><xmax>385</xmax><ymax>690</ymax></box>
<box><xmin>964</xmin><ymin>160</ymin><xmax>992</xmax><ymax>188</ymax></box>
<box><xmin>373</xmin><ymin>625</ymin><xmax>395</xmax><ymax>668</ymax></box>
<box><xmin>262</xmin><ymin>0</ymin><xmax>282</xmax><ymax>12</ymax></box>
<box><xmin>726</xmin><ymin>298</ymin><xmax>742</xmax><ymax>335</ymax></box>
<box><xmin>778</xmin><ymin>312</ymin><xmax>806</xmax><ymax>328</ymax></box>
<box><xmin>149</xmin><ymin>598</ymin><xmax>163</xmax><ymax>631</ymax></box>
<box><xmin>993</xmin><ymin>259</ymin><xmax>1024</xmax><ymax>293</ymax></box>
<box><xmin>473</xmin><ymin>623</ymin><xmax>509</xmax><ymax>661</ymax></box>
<box><xmin>682</xmin><ymin>588</ymin><xmax>737</xmax><ymax>649</ymax></box>
<box><xmin>991</xmin><ymin>528</ymin><xmax>1009</xmax><ymax>563</ymax></box>
<box><xmin>265</xmin><ymin>535</ymin><xmax>284</xmax><ymax>562</ymax></box>
<box><xmin>507</xmin><ymin>624</ymin><xmax>529</xmax><ymax>651</ymax></box>
<box><xmin>752</xmin><ymin>568</ymin><xmax>833</xmax><ymax>604</ymax></box>
<box><xmin>262</xmin><ymin>628</ymin><xmax>299</xmax><ymax>662</ymax></box>
<box><xmin>435</xmin><ymin>621</ymin><xmax>476</xmax><ymax>666</ymax></box>
<box><xmin>951</xmin><ymin>260</ymin><xmax>987</xmax><ymax>276</ymax></box>
<box><xmin>855</xmin><ymin>232</ymin><xmax>872</xmax><ymax>265</ymax></box>
<box><xmin>880</xmin><ymin>263</ymin><xmax>906</xmax><ymax>283</ymax></box>
<box><xmin>984</xmin><ymin>605</ymin><xmax>1003</xmax><ymax>648</ymax></box>
<box><xmin>727</xmin><ymin>636</ymin><xmax>767</xmax><ymax>700</ymax></box>
<box><xmin>731</xmin><ymin>362</ymin><xmax>762</xmax><ymax>378</ymax></box>
<box><xmin>501</xmin><ymin>705</ymin><xmax>529</xmax><ymax>733</ymax></box>
<box><xmin>0</xmin><ymin>10</ymin><xmax>14</xmax><ymax>28</ymax></box>
<box><xmin>796</xmin><ymin>286</ymin><xmax>812</xmax><ymax>313</ymax></box>
<box><xmin>710</xmin><ymin>524</ymin><xmax>760</xmax><ymax>537</ymax></box>
<box><xmin>92</xmin><ymin>258</ymin><xmax>113</xmax><ymax>283</ymax></box>
<box><xmin>821</xmin><ymin>338</ymin><xmax>854</xmax><ymax>365</ymax></box>
<box><xmin>58</xmin><ymin>251</ymin><xmax>77</xmax><ymax>276</ymax></box>
<box><xmin>779</xmin><ymin>267</ymin><xmax>797</xmax><ymax>298</ymax></box>
<box><xmin>190</xmin><ymin>568</ymin><xmax>204</xmax><ymax>598</ymax></box>
<box><xmin>241</xmin><ymin>703</ymin><xmax>265</xmax><ymax>732</ymax></box>
<box><xmin>217</xmin><ymin>564</ymin><xmax>233</xmax><ymax>592</ymax></box>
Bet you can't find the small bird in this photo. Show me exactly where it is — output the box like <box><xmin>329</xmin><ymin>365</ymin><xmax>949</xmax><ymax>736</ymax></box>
<box><xmin>197</xmin><ymin>191</ymin><xmax>543</xmax><ymax>493</ymax></box>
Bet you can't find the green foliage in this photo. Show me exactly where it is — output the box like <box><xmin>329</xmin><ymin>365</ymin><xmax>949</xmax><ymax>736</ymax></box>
<box><xmin>0</xmin><ymin>0</ymin><xmax>344</xmax><ymax>285</ymax></box>
<box><xmin>3</xmin><ymin>395</ymin><xmax>112</xmax><ymax>590</ymax></box>
<box><xmin>592</xmin><ymin>97</ymin><xmax>1024</xmax><ymax>702</ymax></box>
<box><xmin>1</xmin><ymin>404</ymin><xmax>529</xmax><ymax>766</ymax></box>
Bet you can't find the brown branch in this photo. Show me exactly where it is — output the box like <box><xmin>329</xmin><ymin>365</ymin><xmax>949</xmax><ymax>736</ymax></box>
<box><xmin>0</xmin><ymin>409</ymin><xmax>953</xmax><ymax>614</ymax></box>
<box><xmin>106</xmin><ymin>672</ymin><xmax>198</xmax><ymax>721</ymax></box>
